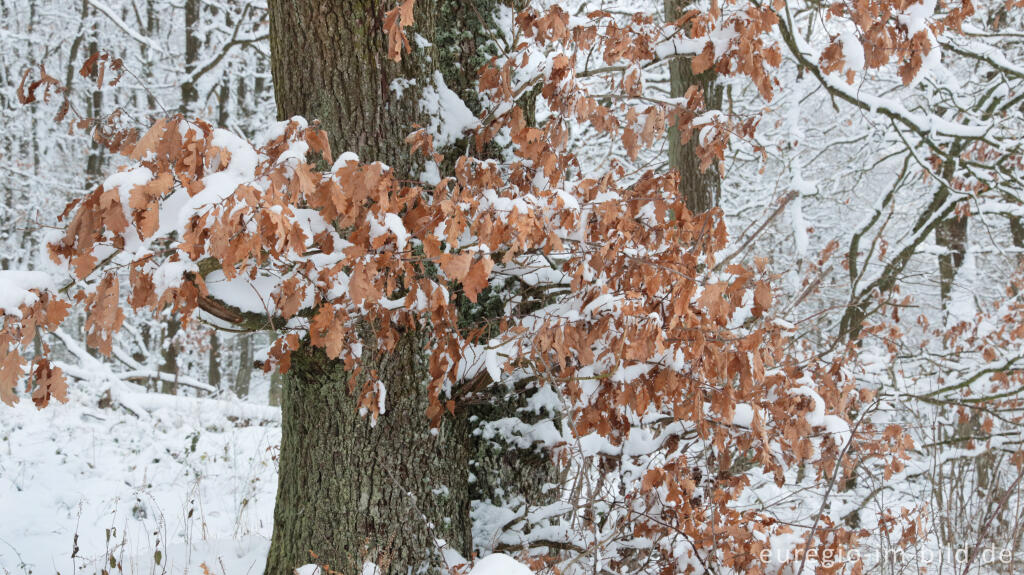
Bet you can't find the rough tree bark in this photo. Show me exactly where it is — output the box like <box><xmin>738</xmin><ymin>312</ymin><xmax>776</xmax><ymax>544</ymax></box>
<box><xmin>266</xmin><ymin>333</ymin><xmax>471</xmax><ymax>574</ymax></box>
<box><xmin>268</xmin><ymin>0</ymin><xmax>436</xmax><ymax>177</ymax></box>
<box><xmin>264</xmin><ymin>2</ymin><xmax>473</xmax><ymax>573</ymax></box>
<box><xmin>665</xmin><ymin>0</ymin><xmax>722</xmax><ymax>213</ymax></box>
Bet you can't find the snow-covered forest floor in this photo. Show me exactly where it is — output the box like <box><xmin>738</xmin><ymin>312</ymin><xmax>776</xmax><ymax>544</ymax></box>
<box><xmin>1</xmin><ymin>383</ymin><xmax>279</xmax><ymax>575</ymax></box>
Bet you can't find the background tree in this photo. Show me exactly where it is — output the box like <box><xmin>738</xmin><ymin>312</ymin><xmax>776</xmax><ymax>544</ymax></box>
<box><xmin>665</xmin><ymin>0</ymin><xmax>722</xmax><ymax>213</ymax></box>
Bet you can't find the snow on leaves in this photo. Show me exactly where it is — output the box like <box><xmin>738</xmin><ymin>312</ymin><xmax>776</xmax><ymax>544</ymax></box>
<box><xmin>0</xmin><ymin>272</ymin><xmax>69</xmax><ymax>407</ymax></box>
<box><xmin>5</xmin><ymin>1</ymin><xmax>950</xmax><ymax>570</ymax></box>
<box><xmin>29</xmin><ymin>108</ymin><xmax>887</xmax><ymax>569</ymax></box>
<box><xmin>816</xmin><ymin>0</ymin><xmax>967</xmax><ymax>86</ymax></box>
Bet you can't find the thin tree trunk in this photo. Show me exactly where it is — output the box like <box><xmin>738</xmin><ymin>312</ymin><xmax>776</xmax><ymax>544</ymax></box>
<box><xmin>936</xmin><ymin>214</ymin><xmax>968</xmax><ymax>306</ymax></box>
<box><xmin>180</xmin><ymin>0</ymin><xmax>200</xmax><ymax>114</ymax></box>
<box><xmin>935</xmin><ymin>144</ymin><xmax>967</xmax><ymax>312</ymax></box>
<box><xmin>665</xmin><ymin>0</ymin><xmax>722</xmax><ymax>214</ymax></box>
<box><xmin>268</xmin><ymin>368</ymin><xmax>282</xmax><ymax>407</ymax></box>
<box><xmin>234</xmin><ymin>333</ymin><xmax>253</xmax><ymax>399</ymax></box>
<box><xmin>85</xmin><ymin>3</ymin><xmax>105</xmax><ymax>189</ymax></box>
<box><xmin>81</xmin><ymin>1</ymin><xmax>104</xmax><ymax>357</ymax></box>
<box><xmin>236</xmin><ymin>75</ymin><xmax>252</xmax><ymax>138</ymax></box>
<box><xmin>254</xmin><ymin>75</ymin><xmax>266</xmax><ymax>116</ymax></box>
<box><xmin>208</xmin><ymin>331</ymin><xmax>221</xmax><ymax>391</ymax></box>
<box><xmin>144</xmin><ymin>0</ymin><xmax>157</xmax><ymax>113</ymax></box>
<box><xmin>1011</xmin><ymin>217</ymin><xmax>1024</xmax><ymax>253</ymax></box>
<box><xmin>217</xmin><ymin>80</ymin><xmax>230</xmax><ymax>128</ymax></box>
<box><xmin>160</xmin><ymin>318</ymin><xmax>180</xmax><ymax>395</ymax></box>
<box><xmin>216</xmin><ymin>9</ymin><xmax>233</xmax><ymax>128</ymax></box>
<box><xmin>157</xmin><ymin>0</ymin><xmax>199</xmax><ymax>387</ymax></box>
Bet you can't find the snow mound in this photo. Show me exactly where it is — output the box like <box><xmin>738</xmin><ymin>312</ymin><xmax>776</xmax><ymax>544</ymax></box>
<box><xmin>469</xmin><ymin>553</ymin><xmax>534</xmax><ymax>575</ymax></box>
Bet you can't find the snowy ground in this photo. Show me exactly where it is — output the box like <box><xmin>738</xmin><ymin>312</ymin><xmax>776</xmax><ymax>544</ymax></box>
<box><xmin>0</xmin><ymin>384</ymin><xmax>281</xmax><ymax>575</ymax></box>
<box><xmin>0</xmin><ymin>383</ymin><xmax>535</xmax><ymax>575</ymax></box>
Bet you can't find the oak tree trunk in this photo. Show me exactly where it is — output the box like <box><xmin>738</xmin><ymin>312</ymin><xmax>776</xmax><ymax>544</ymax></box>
<box><xmin>265</xmin><ymin>2</ymin><xmax>472</xmax><ymax>573</ymax></box>
<box><xmin>268</xmin><ymin>0</ymin><xmax>436</xmax><ymax>177</ymax></box>
<box><xmin>265</xmin><ymin>335</ymin><xmax>471</xmax><ymax>574</ymax></box>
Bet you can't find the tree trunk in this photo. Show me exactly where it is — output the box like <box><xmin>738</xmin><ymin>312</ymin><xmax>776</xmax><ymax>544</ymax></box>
<box><xmin>208</xmin><ymin>331</ymin><xmax>221</xmax><ymax>391</ymax></box>
<box><xmin>265</xmin><ymin>2</ymin><xmax>472</xmax><ymax>573</ymax></box>
<box><xmin>180</xmin><ymin>0</ymin><xmax>200</xmax><ymax>114</ymax></box>
<box><xmin>1009</xmin><ymin>216</ymin><xmax>1024</xmax><ymax>286</ymax></box>
<box><xmin>217</xmin><ymin>79</ymin><xmax>231</xmax><ymax>128</ymax></box>
<box><xmin>268</xmin><ymin>368</ymin><xmax>282</xmax><ymax>407</ymax></box>
<box><xmin>268</xmin><ymin>0</ymin><xmax>436</xmax><ymax>177</ymax></box>
<box><xmin>85</xmin><ymin>2</ymin><xmax>105</xmax><ymax>189</ymax></box>
<box><xmin>78</xmin><ymin>1</ymin><xmax>104</xmax><ymax>356</ymax></box>
<box><xmin>144</xmin><ymin>0</ymin><xmax>157</xmax><ymax>113</ymax></box>
<box><xmin>160</xmin><ymin>318</ymin><xmax>180</xmax><ymax>395</ymax></box>
<box><xmin>236</xmin><ymin>75</ymin><xmax>250</xmax><ymax>133</ymax></box>
<box><xmin>265</xmin><ymin>335</ymin><xmax>471</xmax><ymax>574</ymax></box>
<box><xmin>665</xmin><ymin>0</ymin><xmax>722</xmax><ymax>214</ymax></box>
<box><xmin>216</xmin><ymin>8</ymin><xmax>234</xmax><ymax>128</ymax></box>
<box><xmin>432</xmin><ymin>0</ymin><xmax>559</xmax><ymax>525</ymax></box>
<box><xmin>935</xmin><ymin>145</ymin><xmax>967</xmax><ymax>312</ymax></box>
<box><xmin>435</xmin><ymin>0</ymin><xmax>522</xmax><ymax>115</ymax></box>
<box><xmin>234</xmin><ymin>333</ymin><xmax>253</xmax><ymax>399</ymax></box>
<box><xmin>936</xmin><ymin>213</ymin><xmax>968</xmax><ymax>307</ymax></box>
